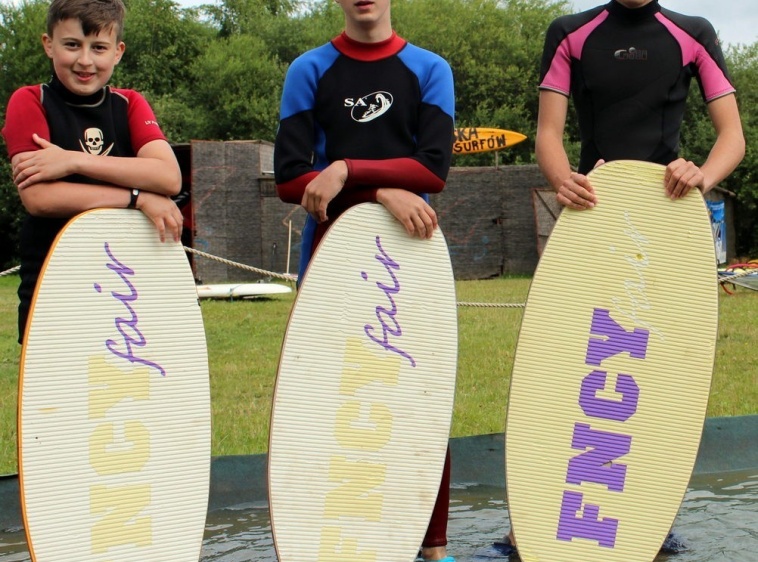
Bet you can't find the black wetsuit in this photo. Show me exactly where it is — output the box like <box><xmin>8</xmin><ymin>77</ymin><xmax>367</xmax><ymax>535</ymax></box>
<box><xmin>2</xmin><ymin>75</ymin><xmax>167</xmax><ymax>341</ymax></box>
<box><xmin>539</xmin><ymin>0</ymin><xmax>734</xmax><ymax>174</ymax></box>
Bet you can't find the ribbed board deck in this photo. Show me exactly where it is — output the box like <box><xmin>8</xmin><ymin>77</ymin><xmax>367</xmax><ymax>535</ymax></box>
<box><xmin>505</xmin><ymin>160</ymin><xmax>718</xmax><ymax>561</ymax></box>
<box><xmin>19</xmin><ymin>209</ymin><xmax>211</xmax><ymax>562</ymax></box>
<box><xmin>269</xmin><ymin>203</ymin><xmax>458</xmax><ymax>562</ymax></box>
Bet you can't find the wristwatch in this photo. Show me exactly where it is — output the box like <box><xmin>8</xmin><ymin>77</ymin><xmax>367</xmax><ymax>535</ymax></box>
<box><xmin>127</xmin><ymin>188</ymin><xmax>140</xmax><ymax>209</ymax></box>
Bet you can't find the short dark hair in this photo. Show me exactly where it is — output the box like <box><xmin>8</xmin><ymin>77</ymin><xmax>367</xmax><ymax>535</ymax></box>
<box><xmin>47</xmin><ymin>0</ymin><xmax>126</xmax><ymax>42</ymax></box>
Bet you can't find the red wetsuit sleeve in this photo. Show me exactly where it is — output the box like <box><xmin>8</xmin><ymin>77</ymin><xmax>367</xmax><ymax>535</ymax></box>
<box><xmin>344</xmin><ymin>157</ymin><xmax>446</xmax><ymax>193</ymax></box>
<box><xmin>115</xmin><ymin>89</ymin><xmax>168</xmax><ymax>153</ymax></box>
<box><xmin>2</xmin><ymin>86</ymin><xmax>48</xmax><ymax>157</ymax></box>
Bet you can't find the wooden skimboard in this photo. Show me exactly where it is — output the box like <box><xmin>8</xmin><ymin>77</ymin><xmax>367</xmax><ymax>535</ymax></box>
<box><xmin>18</xmin><ymin>209</ymin><xmax>211</xmax><ymax>562</ymax></box>
<box><xmin>505</xmin><ymin>161</ymin><xmax>718</xmax><ymax>561</ymax></box>
<box><xmin>195</xmin><ymin>282</ymin><xmax>292</xmax><ymax>299</ymax></box>
<box><xmin>269</xmin><ymin>203</ymin><xmax>458</xmax><ymax>562</ymax></box>
<box><xmin>453</xmin><ymin>127</ymin><xmax>527</xmax><ymax>155</ymax></box>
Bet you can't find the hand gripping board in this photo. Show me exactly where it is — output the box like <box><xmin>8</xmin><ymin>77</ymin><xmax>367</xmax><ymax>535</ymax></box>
<box><xmin>269</xmin><ymin>203</ymin><xmax>458</xmax><ymax>562</ymax></box>
<box><xmin>18</xmin><ymin>209</ymin><xmax>211</xmax><ymax>562</ymax></box>
<box><xmin>505</xmin><ymin>161</ymin><xmax>718</xmax><ymax>562</ymax></box>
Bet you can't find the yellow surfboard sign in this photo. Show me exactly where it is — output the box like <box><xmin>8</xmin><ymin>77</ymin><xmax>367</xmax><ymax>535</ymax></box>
<box><xmin>269</xmin><ymin>203</ymin><xmax>458</xmax><ymax>562</ymax></box>
<box><xmin>19</xmin><ymin>209</ymin><xmax>211</xmax><ymax>562</ymax></box>
<box><xmin>453</xmin><ymin>127</ymin><xmax>527</xmax><ymax>154</ymax></box>
<box><xmin>505</xmin><ymin>161</ymin><xmax>717</xmax><ymax>561</ymax></box>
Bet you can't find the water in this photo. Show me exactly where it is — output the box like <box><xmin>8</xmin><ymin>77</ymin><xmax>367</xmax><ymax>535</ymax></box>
<box><xmin>2</xmin><ymin>470</ymin><xmax>756</xmax><ymax>561</ymax></box>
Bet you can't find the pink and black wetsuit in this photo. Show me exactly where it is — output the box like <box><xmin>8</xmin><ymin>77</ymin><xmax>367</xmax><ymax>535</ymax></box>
<box><xmin>539</xmin><ymin>0</ymin><xmax>735</xmax><ymax>174</ymax></box>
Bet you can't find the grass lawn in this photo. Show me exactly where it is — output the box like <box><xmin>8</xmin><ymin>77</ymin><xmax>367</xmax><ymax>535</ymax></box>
<box><xmin>1</xmin><ymin>273</ymin><xmax>756</xmax><ymax>475</ymax></box>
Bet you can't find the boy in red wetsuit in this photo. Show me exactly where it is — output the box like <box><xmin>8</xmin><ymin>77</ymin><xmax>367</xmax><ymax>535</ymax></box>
<box><xmin>2</xmin><ymin>0</ymin><xmax>183</xmax><ymax>343</ymax></box>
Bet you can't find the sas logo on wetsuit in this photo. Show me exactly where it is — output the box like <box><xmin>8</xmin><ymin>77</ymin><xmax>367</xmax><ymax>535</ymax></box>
<box><xmin>79</xmin><ymin>127</ymin><xmax>114</xmax><ymax>156</ymax></box>
<box><xmin>614</xmin><ymin>47</ymin><xmax>648</xmax><ymax>61</ymax></box>
<box><xmin>344</xmin><ymin>91</ymin><xmax>394</xmax><ymax>123</ymax></box>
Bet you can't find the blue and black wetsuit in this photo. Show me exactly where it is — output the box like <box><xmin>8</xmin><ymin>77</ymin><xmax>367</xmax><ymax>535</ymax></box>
<box><xmin>274</xmin><ymin>31</ymin><xmax>455</xmax><ymax>280</ymax></box>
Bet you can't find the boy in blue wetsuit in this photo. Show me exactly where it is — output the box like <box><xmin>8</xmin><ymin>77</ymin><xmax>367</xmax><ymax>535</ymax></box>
<box><xmin>274</xmin><ymin>1</ymin><xmax>455</xmax><ymax>560</ymax></box>
<box><xmin>2</xmin><ymin>0</ymin><xmax>183</xmax><ymax>344</ymax></box>
<box><xmin>476</xmin><ymin>0</ymin><xmax>744</xmax><ymax>559</ymax></box>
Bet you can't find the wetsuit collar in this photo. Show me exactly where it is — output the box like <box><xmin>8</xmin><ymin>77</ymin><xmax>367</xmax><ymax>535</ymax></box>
<box><xmin>607</xmin><ymin>0</ymin><xmax>661</xmax><ymax>21</ymax></box>
<box><xmin>332</xmin><ymin>31</ymin><xmax>407</xmax><ymax>62</ymax></box>
<box><xmin>48</xmin><ymin>73</ymin><xmax>107</xmax><ymax>106</ymax></box>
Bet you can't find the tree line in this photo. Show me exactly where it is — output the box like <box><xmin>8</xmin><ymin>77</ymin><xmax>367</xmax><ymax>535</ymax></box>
<box><xmin>1</xmin><ymin>0</ymin><xmax>756</xmax><ymax>268</ymax></box>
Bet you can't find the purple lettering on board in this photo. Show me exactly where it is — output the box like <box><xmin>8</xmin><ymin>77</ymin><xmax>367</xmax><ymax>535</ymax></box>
<box><xmin>363</xmin><ymin>236</ymin><xmax>416</xmax><ymax>367</ymax></box>
<box><xmin>556</xmin><ymin>490</ymin><xmax>619</xmax><ymax>547</ymax></box>
<box><xmin>585</xmin><ymin>308</ymin><xmax>650</xmax><ymax>366</ymax></box>
<box><xmin>579</xmin><ymin>370</ymin><xmax>640</xmax><ymax>422</ymax></box>
<box><xmin>99</xmin><ymin>242</ymin><xmax>166</xmax><ymax>376</ymax></box>
<box><xmin>565</xmin><ymin>422</ymin><xmax>631</xmax><ymax>492</ymax></box>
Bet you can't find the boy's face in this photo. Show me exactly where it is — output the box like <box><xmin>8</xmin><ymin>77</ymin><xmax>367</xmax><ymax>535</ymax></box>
<box><xmin>43</xmin><ymin>19</ymin><xmax>125</xmax><ymax>97</ymax></box>
<box><xmin>337</xmin><ymin>0</ymin><xmax>391</xmax><ymax>32</ymax></box>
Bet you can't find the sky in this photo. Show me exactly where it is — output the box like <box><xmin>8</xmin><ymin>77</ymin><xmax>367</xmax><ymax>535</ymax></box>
<box><xmin>569</xmin><ymin>0</ymin><xmax>756</xmax><ymax>48</ymax></box>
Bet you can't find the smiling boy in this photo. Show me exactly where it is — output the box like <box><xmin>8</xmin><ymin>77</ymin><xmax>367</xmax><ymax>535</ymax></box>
<box><xmin>2</xmin><ymin>0</ymin><xmax>183</xmax><ymax>343</ymax></box>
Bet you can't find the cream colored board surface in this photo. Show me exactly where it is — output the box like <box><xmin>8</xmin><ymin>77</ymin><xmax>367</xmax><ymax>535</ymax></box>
<box><xmin>19</xmin><ymin>209</ymin><xmax>211</xmax><ymax>562</ymax></box>
<box><xmin>505</xmin><ymin>161</ymin><xmax>718</xmax><ymax>562</ymax></box>
<box><xmin>269</xmin><ymin>203</ymin><xmax>458</xmax><ymax>562</ymax></box>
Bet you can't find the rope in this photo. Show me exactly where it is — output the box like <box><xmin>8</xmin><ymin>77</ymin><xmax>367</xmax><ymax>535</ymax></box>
<box><xmin>2</xmin><ymin>246</ymin><xmax>754</xmax><ymax>306</ymax></box>
<box><xmin>184</xmin><ymin>247</ymin><xmax>297</xmax><ymax>282</ymax></box>
<box><xmin>718</xmin><ymin>266</ymin><xmax>758</xmax><ymax>284</ymax></box>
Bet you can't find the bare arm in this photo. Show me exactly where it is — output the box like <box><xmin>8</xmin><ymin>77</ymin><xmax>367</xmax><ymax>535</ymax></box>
<box><xmin>13</xmin><ymin>138</ymin><xmax>183</xmax><ymax>242</ymax></box>
<box><xmin>535</xmin><ymin>90</ymin><xmax>596</xmax><ymax>210</ymax></box>
<box><xmin>12</xmin><ymin>136</ymin><xmax>182</xmax><ymax>195</ymax></box>
<box><xmin>664</xmin><ymin>93</ymin><xmax>745</xmax><ymax>198</ymax></box>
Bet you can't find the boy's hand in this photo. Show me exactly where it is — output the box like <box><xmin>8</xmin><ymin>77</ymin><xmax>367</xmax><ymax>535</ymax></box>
<box><xmin>664</xmin><ymin>158</ymin><xmax>704</xmax><ymax>199</ymax></box>
<box><xmin>554</xmin><ymin>160</ymin><xmax>605</xmax><ymax>211</ymax></box>
<box><xmin>12</xmin><ymin>134</ymin><xmax>75</xmax><ymax>189</ymax></box>
<box><xmin>556</xmin><ymin>170</ymin><xmax>597</xmax><ymax>210</ymax></box>
<box><xmin>135</xmin><ymin>191</ymin><xmax>184</xmax><ymax>243</ymax></box>
<box><xmin>301</xmin><ymin>160</ymin><xmax>348</xmax><ymax>222</ymax></box>
<box><xmin>376</xmin><ymin>188</ymin><xmax>437</xmax><ymax>239</ymax></box>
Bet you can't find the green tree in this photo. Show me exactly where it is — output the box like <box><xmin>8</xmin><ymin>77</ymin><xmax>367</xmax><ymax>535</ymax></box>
<box><xmin>187</xmin><ymin>34</ymin><xmax>286</xmax><ymax>140</ymax></box>
<box><xmin>112</xmin><ymin>0</ymin><xmax>213</xmax><ymax>98</ymax></box>
<box><xmin>0</xmin><ymin>0</ymin><xmax>50</xmax><ymax>113</ymax></box>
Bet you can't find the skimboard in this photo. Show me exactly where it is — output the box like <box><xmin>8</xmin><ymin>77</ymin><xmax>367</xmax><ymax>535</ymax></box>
<box><xmin>18</xmin><ymin>209</ymin><xmax>211</xmax><ymax>562</ymax></box>
<box><xmin>195</xmin><ymin>282</ymin><xmax>292</xmax><ymax>299</ymax></box>
<box><xmin>505</xmin><ymin>161</ymin><xmax>718</xmax><ymax>561</ymax></box>
<box><xmin>269</xmin><ymin>203</ymin><xmax>458</xmax><ymax>562</ymax></box>
<box><xmin>453</xmin><ymin>127</ymin><xmax>527</xmax><ymax>155</ymax></box>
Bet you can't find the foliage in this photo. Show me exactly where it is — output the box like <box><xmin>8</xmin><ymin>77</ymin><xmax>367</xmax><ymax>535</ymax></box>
<box><xmin>0</xmin><ymin>0</ymin><xmax>50</xmax><ymax>113</ymax></box>
<box><xmin>113</xmin><ymin>0</ymin><xmax>214</xmax><ymax>97</ymax></box>
<box><xmin>186</xmin><ymin>34</ymin><xmax>286</xmax><ymax>140</ymax></box>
